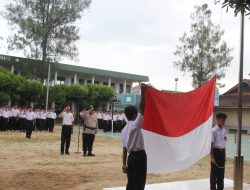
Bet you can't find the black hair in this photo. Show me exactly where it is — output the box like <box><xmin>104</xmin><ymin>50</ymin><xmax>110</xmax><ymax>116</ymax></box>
<box><xmin>216</xmin><ymin>112</ymin><xmax>227</xmax><ymax>119</ymax></box>
<box><xmin>124</xmin><ymin>105</ymin><xmax>138</xmax><ymax>120</ymax></box>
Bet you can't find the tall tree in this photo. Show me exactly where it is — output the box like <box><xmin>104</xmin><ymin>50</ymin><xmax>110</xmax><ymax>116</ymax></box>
<box><xmin>215</xmin><ymin>0</ymin><xmax>250</xmax><ymax>16</ymax></box>
<box><xmin>3</xmin><ymin>0</ymin><xmax>91</xmax><ymax>80</ymax></box>
<box><xmin>173</xmin><ymin>4</ymin><xmax>233</xmax><ymax>88</ymax></box>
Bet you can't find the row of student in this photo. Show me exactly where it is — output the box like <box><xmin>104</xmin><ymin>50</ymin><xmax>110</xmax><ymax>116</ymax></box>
<box><xmin>96</xmin><ymin>111</ymin><xmax>127</xmax><ymax>132</ymax></box>
<box><xmin>0</xmin><ymin>106</ymin><xmax>57</xmax><ymax>134</ymax></box>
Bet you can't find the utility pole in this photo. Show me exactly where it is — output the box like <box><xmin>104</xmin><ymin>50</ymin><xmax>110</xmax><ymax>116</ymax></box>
<box><xmin>175</xmin><ymin>78</ymin><xmax>179</xmax><ymax>92</ymax></box>
<box><xmin>234</xmin><ymin>11</ymin><xmax>244</xmax><ymax>190</ymax></box>
<box><xmin>45</xmin><ymin>62</ymin><xmax>51</xmax><ymax>111</ymax></box>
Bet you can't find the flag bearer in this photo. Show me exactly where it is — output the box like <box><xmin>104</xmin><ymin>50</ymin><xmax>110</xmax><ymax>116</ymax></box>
<box><xmin>121</xmin><ymin>84</ymin><xmax>147</xmax><ymax>190</ymax></box>
<box><xmin>210</xmin><ymin>113</ymin><xmax>228</xmax><ymax>190</ymax></box>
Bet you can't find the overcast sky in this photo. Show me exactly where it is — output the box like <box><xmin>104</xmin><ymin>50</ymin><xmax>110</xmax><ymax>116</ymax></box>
<box><xmin>0</xmin><ymin>0</ymin><xmax>249</xmax><ymax>93</ymax></box>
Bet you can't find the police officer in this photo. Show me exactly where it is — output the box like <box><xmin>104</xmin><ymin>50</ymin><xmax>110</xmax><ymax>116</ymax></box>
<box><xmin>81</xmin><ymin>106</ymin><xmax>98</xmax><ymax>157</ymax></box>
<box><xmin>59</xmin><ymin>105</ymin><xmax>74</xmax><ymax>155</ymax></box>
<box><xmin>210</xmin><ymin>113</ymin><xmax>228</xmax><ymax>190</ymax></box>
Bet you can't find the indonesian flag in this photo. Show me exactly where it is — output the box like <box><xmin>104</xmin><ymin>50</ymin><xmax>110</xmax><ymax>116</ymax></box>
<box><xmin>142</xmin><ymin>77</ymin><xmax>216</xmax><ymax>173</ymax></box>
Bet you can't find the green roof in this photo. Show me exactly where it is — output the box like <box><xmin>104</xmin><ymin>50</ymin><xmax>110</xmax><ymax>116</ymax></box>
<box><xmin>58</xmin><ymin>63</ymin><xmax>149</xmax><ymax>82</ymax></box>
<box><xmin>0</xmin><ymin>54</ymin><xmax>149</xmax><ymax>82</ymax></box>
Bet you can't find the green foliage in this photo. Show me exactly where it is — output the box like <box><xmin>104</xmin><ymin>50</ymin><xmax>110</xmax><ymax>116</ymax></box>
<box><xmin>174</xmin><ymin>4</ymin><xmax>233</xmax><ymax>88</ymax></box>
<box><xmin>19</xmin><ymin>80</ymin><xmax>44</xmax><ymax>103</ymax></box>
<box><xmin>0</xmin><ymin>92</ymin><xmax>10</xmax><ymax>103</ymax></box>
<box><xmin>215</xmin><ymin>0</ymin><xmax>250</xmax><ymax>16</ymax></box>
<box><xmin>49</xmin><ymin>85</ymin><xmax>67</xmax><ymax>105</ymax></box>
<box><xmin>0</xmin><ymin>67</ymin><xmax>115</xmax><ymax>108</ymax></box>
<box><xmin>0</xmin><ymin>66</ymin><xmax>44</xmax><ymax>105</ymax></box>
<box><xmin>3</xmin><ymin>0</ymin><xmax>91</xmax><ymax>80</ymax></box>
<box><xmin>66</xmin><ymin>85</ymin><xmax>88</xmax><ymax>103</ymax></box>
<box><xmin>85</xmin><ymin>84</ymin><xmax>115</xmax><ymax>108</ymax></box>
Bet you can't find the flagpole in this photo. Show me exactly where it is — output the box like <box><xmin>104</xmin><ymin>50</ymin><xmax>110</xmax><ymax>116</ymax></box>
<box><xmin>234</xmin><ymin>11</ymin><xmax>244</xmax><ymax>190</ymax></box>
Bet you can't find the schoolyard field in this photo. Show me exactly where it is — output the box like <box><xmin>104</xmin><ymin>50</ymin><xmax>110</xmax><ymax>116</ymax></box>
<box><xmin>0</xmin><ymin>126</ymin><xmax>250</xmax><ymax>190</ymax></box>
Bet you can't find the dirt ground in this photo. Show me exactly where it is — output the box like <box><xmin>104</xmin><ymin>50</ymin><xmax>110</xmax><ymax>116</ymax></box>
<box><xmin>0</xmin><ymin>126</ymin><xmax>250</xmax><ymax>190</ymax></box>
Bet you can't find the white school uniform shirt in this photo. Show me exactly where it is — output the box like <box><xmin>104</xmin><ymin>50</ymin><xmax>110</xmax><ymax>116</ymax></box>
<box><xmin>51</xmin><ymin>112</ymin><xmax>57</xmax><ymax>119</ymax></box>
<box><xmin>40</xmin><ymin>112</ymin><xmax>47</xmax><ymax>120</ymax></box>
<box><xmin>118</xmin><ymin>114</ymin><xmax>124</xmax><ymax>121</ymax></box>
<box><xmin>26</xmin><ymin>111</ymin><xmax>35</xmax><ymax>121</ymax></box>
<box><xmin>121</xmin><ymin>113</ymin><xmax>145</xmax><ymax>153</ymax></box>
<box><xmin>61</xmin><ymin>112</ymin><xmax>74</xmax><ymax>125</ymax></box>
<box><xmin>3</xmin><ymin>110</ymin><xmax>10</xmax><ymax>118</ymax></box>
<box><xmin>19</xmin><ymin>111</ymin><xmax>26</xmax><ymax>119</ymax></box>
<box><xmin>97</xmin><ymin>112</ymin><xmax>103</xmax><ymax>119</ymax></box>
<box><xmin>113</xmin><ymin>114</ymin><xmax>118</xmax><ymax>121</ymax></box>
<box><xmin>11</xmin><ymin>109</ymin><xmax>19</xmax><ymax>117</ymax></box>
<box><xmin>212</xmin><ymin>125</ymin><xmax>227</xmax><ymax>149</ymax></box>
<box><xmin>102</xmin><ymin>114</ymin><xmax>109</xmax><ymax>121</ymax></box>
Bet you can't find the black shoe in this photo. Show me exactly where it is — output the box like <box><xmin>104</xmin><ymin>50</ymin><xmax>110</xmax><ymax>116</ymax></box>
<box><xmin>65</xmin><ymin>152</ymin><xmax>70</xmax><ymax>155</ymax></box>
<box><xmin>88</xmin><ymin>153</ymin><xmax>95</xmax><ymax>157</ymax></box>
<box><xmin>61</xmin><ymin>153</ymin><xmax>64</xmax><ymax>155</ymax></box>
<box><xmin>83</xmin><ymin>153</ymin><xmax>87</xmax><ymax>157</ymax></box>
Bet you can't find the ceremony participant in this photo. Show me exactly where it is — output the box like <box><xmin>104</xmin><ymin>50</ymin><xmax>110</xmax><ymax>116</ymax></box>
<box><xmin>0</xmin><ymin>107</ymin><xmax>3</xmax><ymax>131</ymax></box>
<box><xmin>81</xmin><ymin>106</ymin><xmax>98</xmax><ymax>157</ymax></box>
<box><xmin>34</xmin><ymin>109</ymin><xmax>41</xmax><ymax>131</ymax></box>
<box><xmin>58</xmin><ymin>105</ymin><xmax>74</xmax><ymax>155</ymax></box>
<box><xmin>40</xmin><ymin>109</ymin><xmax>47</xmax><ymax>131</ymax></box>
<box><xmin>10</xmin><ymin>107</ymin><xmax>19</xmax><ymax>131</ymax></box>
<box><xmin>25</xmin><ymin>107</ymin><xmax>35</xmax><ymax>139</ymax></box>
<box><xmin>118</xmin><ymin>112</ymin><xmax>125</xmax><ymax>132</ymax></box>
<box><xmin>97</xmin><ymin>111</ymin><xmax>103</xmax><ymax>130</ymax></box>
<box><xmin>102</xmin><ymin>112</ymin><xmax>109</xmax><ymax>132</ymax></box>
<box><xmin>48</xmin><ymin>109</ymin><xmax>57</xmax><ymax>132</ymax></box>
<box><xmin>18</xmin><ymin>108</ymin><xmax>26</xmax><ymax>132</ymax></box>
<box><xmin>113</xmin><ymin>112</ymin><xmax>118</xmax><ymax>132</ymax></box>
<box><xmin>210</xmin><ymin>113</ymin><xmax>228</xmax><ymax>190</ymax></box>
<box><xmin>2</xmin><ymin>107</ymin><xmax>10</xmax><ymax>132</ymax></box>
<box><xmin>121</xmin><ymin>84</ymin><xmax>147</xmax><ymax>190</ymax></box>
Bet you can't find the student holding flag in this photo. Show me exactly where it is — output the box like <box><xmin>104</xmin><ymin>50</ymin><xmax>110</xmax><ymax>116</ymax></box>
<box><xmin>121</xmin><ymin>84</ymin><xmax>147</xmax><ymax>190</ymax></box>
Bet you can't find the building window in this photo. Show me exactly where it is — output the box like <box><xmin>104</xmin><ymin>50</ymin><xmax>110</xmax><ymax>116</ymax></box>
<box><xmin>71</xmin><ymin>78</ymin><xmax>74</xmax><ymax>84</ymax></box>
<box><xmin>119</xmin><ymin>84</ymin><xmax>124</xmax><ymax>93</ymax></box>
<box><xmin>94</xmin><ymin>81</ymin><xmax>99</xmax><ymax>84</ymax></box>
<box><xmin>111</xmin><ymin>83</ymin><xmax>115</xmax><ymax>89</ymax></box>
<box><xmin>87</xmin><ymin>80</ymin><xmax>92</xmax><ymax>84</ymax></box>
<box><xmin>14</xmin><ymin>70</ymin><xmax>18</xmax><ymax>75</ymax></box>
<box><xmin>57</xmin><ymin>76</ymin><xmax>65</xmax><ymax>85</ymax></box>
<box><xmin>103</xmin><ymin>82</ymin><xmax>108</xmax><ymax>86</ymax></box>
<box><xmin>79</xmin><ymin>79</ymin><xmax>84</xmax><ymax>85</ymax></box>
<box><xmin>126</xmin><ymin>84</ymin><xmax>131</xmax><ymax>93</ymax></box>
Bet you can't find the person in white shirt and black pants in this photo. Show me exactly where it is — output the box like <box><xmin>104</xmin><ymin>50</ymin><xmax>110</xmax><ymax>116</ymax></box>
<box><xmin>210</xmin><ymin>113</ymin><xmax>228</xmax><ymax>190</ymax></box>
<box><xmin>121</xmin><ymin>84</ymin><xmax>147</xmax><ymax>190</ymax></box>
<box><xmin>25</xmin><ymin>107</ymin><xmax>35</xmax><ymax>139</ymax></box>
<box><xmin>59</xmin><ymin>106</ymin><xmax>74</xmax><ymax>155</ymax></box>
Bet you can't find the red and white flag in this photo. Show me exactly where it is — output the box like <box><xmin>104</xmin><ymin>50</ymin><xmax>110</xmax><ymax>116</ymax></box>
<box><xmin>142</xmin><ymin>77</ymin><xmax>216</xmax><ymax>173</ymax></box>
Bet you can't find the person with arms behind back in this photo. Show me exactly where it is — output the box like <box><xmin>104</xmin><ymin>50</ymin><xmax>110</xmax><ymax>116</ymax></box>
<box><xmin>121</xmin><ymin>84</ymin><xmax>147</xmax><ymax>190</ymax></box>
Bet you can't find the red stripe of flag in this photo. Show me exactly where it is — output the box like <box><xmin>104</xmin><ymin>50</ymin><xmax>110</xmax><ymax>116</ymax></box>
<box><xmin>142</xmin><ymin>77</ymin><xmax>216</xmax><ymax>137</ymax></box>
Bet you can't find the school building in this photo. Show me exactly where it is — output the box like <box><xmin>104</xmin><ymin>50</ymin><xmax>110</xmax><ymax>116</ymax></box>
<box><xmin>0</xmin><ymin>54</ymin><xmax>149</xmax><ymax>109</ymax></box>
<box><xmin>214</xmin><ymin>79</ymin><xmax>250</xmax><ymax>134</ymax></box>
